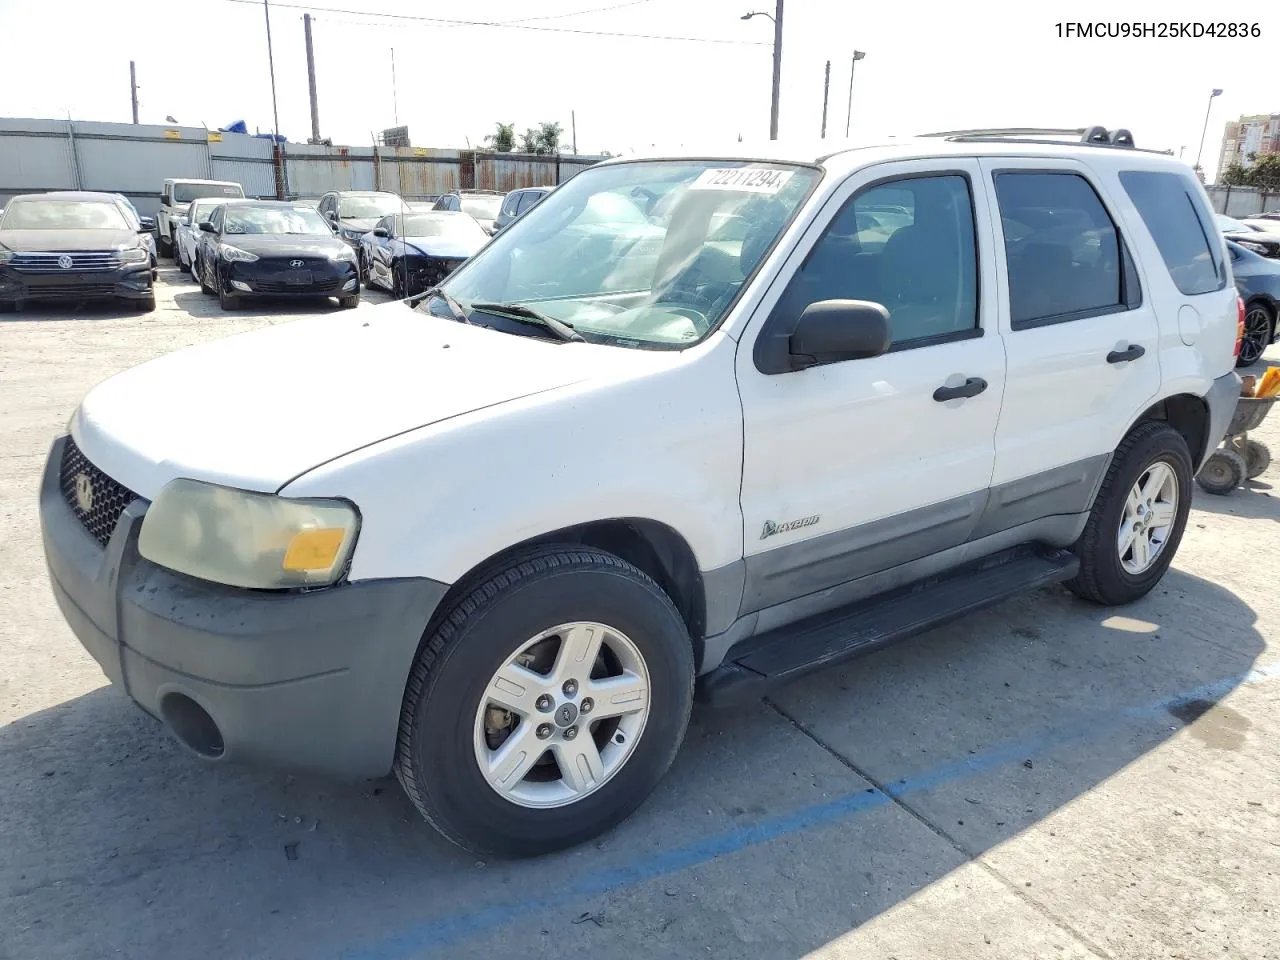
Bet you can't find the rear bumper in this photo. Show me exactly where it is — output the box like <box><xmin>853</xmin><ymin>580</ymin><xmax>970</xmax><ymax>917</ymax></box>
<box><xmin>39</xmin><ymin>436</ymin><xmax>448</xmax><ymax>779</ymax></box>
<box><xmin>0</xmin><ymin>263</ymin><xmax>152</xmax><ymax>302</ymax></box>
<box><xmin>1202</xmin><ymin>370</ymin><xmax>1243</xmax><ymax>468</ymax></box>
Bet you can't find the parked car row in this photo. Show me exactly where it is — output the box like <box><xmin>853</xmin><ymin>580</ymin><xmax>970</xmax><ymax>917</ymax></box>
<box><xmin>1211</xmin><ymin>214</ymin><xmax>1280</xmax><ymax>365</ymax></box>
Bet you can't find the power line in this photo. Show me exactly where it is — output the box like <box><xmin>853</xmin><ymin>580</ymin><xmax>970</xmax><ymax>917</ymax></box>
<box><xmin>506</xmin><ymin>0</ymin><xmax>658</xmax><ymax>23</ymax></box>
<box><xmin>213</xmin><ymin>0</ymin><xmax>768</xmax><ymax>45</ymax></box>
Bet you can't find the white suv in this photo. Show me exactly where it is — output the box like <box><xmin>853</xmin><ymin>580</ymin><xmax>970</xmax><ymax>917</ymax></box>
<box><xmin>40</xmin><ymin>128</ymin><xmax>1241</xmax><ymax>857</ymax></box>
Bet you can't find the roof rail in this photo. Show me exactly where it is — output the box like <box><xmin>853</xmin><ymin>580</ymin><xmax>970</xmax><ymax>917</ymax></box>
<box><xmin>918</xmin><ymin>125</ymin><xmax>1145</xmax><ymax>151</ymax></box>
<box><xmin>918</xmin><ymin>127</ymin><xmax>1086</xmax><ymax>139</ymax></box>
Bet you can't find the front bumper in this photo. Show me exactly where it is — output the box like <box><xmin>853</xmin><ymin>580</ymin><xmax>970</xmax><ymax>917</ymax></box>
<box><xmin>223</xmin><ymin>258</ymin><xmax>359</xmax><ymax>298</ymax></box>
<box><xmin>39</xmin><ymin>436</ymin><xmax>448</xmax><ymax>779</ymax></box>
<box><xmin>0</xmin><ymin>263</ymin><xmax>152</xmax><ymax>302</ymax></box>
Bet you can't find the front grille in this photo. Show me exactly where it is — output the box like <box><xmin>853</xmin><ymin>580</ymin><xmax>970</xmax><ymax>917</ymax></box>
<box><xmin>28</xmin><ymin>283</ymin><xmax>118</xmax><ymax>299</ymax></box>
<box><xmin>253</xmin><ymin>277</ymin><xmax>345</xmax><ymax>294</ymax></box>
<box><xmin>11</xmin><ymin>251</ymin><xmax>122</xmax><ymax>273</ymax></box>
<box><xmin>58</xmin><ymin>438</ymin><xmax>138</xmax><ymax>547</ymax></box>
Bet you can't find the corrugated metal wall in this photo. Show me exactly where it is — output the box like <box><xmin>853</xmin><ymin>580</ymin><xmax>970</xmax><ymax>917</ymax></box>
<box><xmin>0</xmin><ymin>116</ymin><xmax>603</xmax><ymax>212</ymax></box>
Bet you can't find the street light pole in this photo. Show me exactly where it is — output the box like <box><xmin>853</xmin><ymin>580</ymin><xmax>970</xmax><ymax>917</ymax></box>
<box><xmin>845</xmin><ymin>50</ymin><xmax>866</xmax><ymax>138</ymax></box>
<box><xmin>1195</xmin><ymin>88</ymin><xmax>1223</xmax><ymax>173</ymax></box>
<box><xmin>263</xmin><ymin>0</ymin><xmax>281</xmax><ymax>143</ymax></box>
<box><xmin>820</xmin><ymin>59</ymin><xmax>830</xmax><ymax>139</ymax></box>
<box><xmin>741</xmin><ymin>2</ymin><xmax>784</xmax><ymax>141</ymax></box>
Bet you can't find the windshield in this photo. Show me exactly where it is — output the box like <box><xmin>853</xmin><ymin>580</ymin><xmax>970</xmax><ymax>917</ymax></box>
<box><xmin>339</xmin><ymin>195</ymin><xmax>405</xmax><ymax>219</ymax></box>
<box><xmin>460</xmin><ymin>195</ymin><xmax>503</xmax><ymax>220</ymax></box>
<box><xmin>432</xmin><ymin>160</ymin><xmax>819</xmax><ymax>348</ymax></box>
<box><xmin>1216</xmin><ymin>214</ymin><xmax>1251</xmax><ymax>233</ymax></box>
<box><xmin>222</xmin><ymin>206</ymin><xmax>331</xmax><ymax>235</ymax></box>
<box><xmin>1</xmin><ymin>200</ymin><xmax>130</xmax><ymax>230</ymax></box>
<box><xmin>173</xmin><ymin>182</ymin><xmax>243</xmax><ymax>204</ymax></box>
<box><xmin>396</xmin><ymin>213</ymin><xmax>487</xmax><ymax>240</ymax></box>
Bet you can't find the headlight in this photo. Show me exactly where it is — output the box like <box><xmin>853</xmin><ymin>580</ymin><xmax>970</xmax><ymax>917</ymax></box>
<box><xmin>120</xmin><ymin>246</ymin><xmax>149</xmax><ymax>264</ymax></box>
<box><xmin>330</xmin><ymin>244</ymin><xmax>357</xmax><ymax>261</ymax></box>
<box><xmin>138</xmin><ymin>479</ymin><xmax>359</xmax><ymax>589</ymax></box>
<box><xmin>0</xmin><ymin>250</ymin><xmax>13</xmax><ymax>263</ymax></box>
<box><xmin>219</xmin><ymin>244</ymin><xmax>259</xmax><ymax>263</ymax></box>
<box><xmin>1238</xmin><ymin>240</ymin><xmax>1267</xmax><ymax>254</ymax></box>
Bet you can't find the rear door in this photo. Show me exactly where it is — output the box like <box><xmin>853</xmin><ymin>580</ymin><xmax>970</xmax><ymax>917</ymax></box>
<box><xmin>979</xmin><ymin>158</ymin><xmax>1159</xmax><ymax>526</ymax></box>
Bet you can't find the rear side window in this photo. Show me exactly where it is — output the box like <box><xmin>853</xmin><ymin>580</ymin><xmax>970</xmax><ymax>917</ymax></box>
<box><xmin>501</xmin><ymin>192</ymin><xmax>522</xmax><ymax>216</ymax></box>
<box><xmin>1119</xmin><ymin>170</ymin><xmax>1226</xmax><ymax>296</ymax></box>
<box><xmin>994</xmin><ymin>172</ymin><xmax>1140</xmax><ymax>329</ymax></box>
<box><xmin>516</xmin><ymin>191</ymin><xmax>543</xmax><ymax>214</ymax></box>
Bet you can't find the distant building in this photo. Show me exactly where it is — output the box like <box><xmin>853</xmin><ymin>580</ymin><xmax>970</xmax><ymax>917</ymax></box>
<box><xmin>1218</xmin><ymin>113</ymin><xmax>1280</xmax><ymax>174</ymax></box>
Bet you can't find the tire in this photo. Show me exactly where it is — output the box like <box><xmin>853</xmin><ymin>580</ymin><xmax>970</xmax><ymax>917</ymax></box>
<box><xmin>177</xmin><ymin>243</ymin><xmax>190</xmax><ymax>274</ymax></box>
<box><xmin>136</xmin><ymin>294</ymin><xmax>157</xmax><ymax>313</ymax></box>
<box><xmin>391</xmin><ymin>261</ymin><xmax>406</xmax><ymax>300</ymax></box>
<box><xmin>338</xmin><ymin>294</ymin><xmax>360</xmax><ymax>309</ymax></box>
<box><xmin>1245</xmin><ymin>439</ymin><xmax>1272</xmax><ymax>480</ymax></box>
<box><xmin>395</xmin><ymin>545</ymin><xmax>695</xmax><ymax>858</ymax></box>
<box><xmin>197</xmin><ymin>258</ymin><xmax>214</xmax><ymax>296</ymax></box>
<box><xmin>1235</xmin><ymin>301</ymin><xmax>1273</xmax><ymax>368</ymax></box>
<box><xmin>0</xmin><ymin>300</ymin><xmax>14</xmax><ymax>313</ymax></box>
<box><xmin>1068</xmin><ymin>421</ymin><xmax>1193</xmax><ymax>605</ymax></box>
<box><xmin>217</xmin><ymin>276</ymin><xmax>240</xmax><ymax>311</ymax></box>
<box><xmin>158</xmin><ymin>232</ymin><xmax>172</xmax><ymax>257</ymax></box>
<box><xmin>1197</xmin><ymin>448</ymin><xmax>1247</xmax><ymax>495</ymax></box>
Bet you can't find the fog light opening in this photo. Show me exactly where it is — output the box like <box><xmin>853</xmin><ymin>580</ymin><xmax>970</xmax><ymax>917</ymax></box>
<box><xmin>159</xmin><ymin>693</ymin><xmax>225</xmax><ymax>759</ymax></box>
<box><xmin>342</xmin><ymin>278</ymin><xmax>357</xmax><ymax>291</ymax></box>
<box><xmin>230</xmin><ymin>280</ymin><xmax>252</xmax><ymax>292</ymax></box>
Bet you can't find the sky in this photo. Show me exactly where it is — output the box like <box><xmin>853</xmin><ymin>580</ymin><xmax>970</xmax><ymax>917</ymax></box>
<box><xmin>0</xmin><ymin>0</ymin><xmax>1273</xmax><ymax>181</ymax></box>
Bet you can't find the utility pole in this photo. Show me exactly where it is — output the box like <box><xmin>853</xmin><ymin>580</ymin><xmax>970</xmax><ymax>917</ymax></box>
<box><xmin>844</xmin><ymin>50</ymin><xmax>866</xmax><ymax>138</ymax></box>
<box><xmin>263</xmin><ymin>0</ymin><xmax>281</xmax><ymax>142</ymax></box>
<box><xmin>820</xmin><ymin>60</ymin><xmax>830</xmax><ymax>138</ymax></box>
<box><xmin>390</xmin><ymin>48</ymin><xmax>399</xmax><ymax>126</ymax></box>
<box><xmin>304</xmin><ymin>13</ymin><xmax>320</xmax><ymax>142</ymax></box>
<box><xmin>129</xmin><ymin>61</ymin><xmax>139</xmax><ymax>124</ymax></box>
<box><xmin>571</xmin><ymin>110</ymin><xmax>577</xmax><ymax>155</ymax></box>
<box><xmin>769</xmin><ymin>0</ymin><xmax>783</xmax><ymax>140</ymax></box>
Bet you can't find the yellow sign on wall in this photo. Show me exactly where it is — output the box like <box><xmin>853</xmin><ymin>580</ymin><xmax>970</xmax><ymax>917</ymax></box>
<box><xmin>207</xmin><ymin>131</ymin><xmax>223</xmax><ymax>143</ymax></box>
<box><xmin>163</xmin><ymin>129</ymin><xmax>181</xmax><ymax>140</ymax></box>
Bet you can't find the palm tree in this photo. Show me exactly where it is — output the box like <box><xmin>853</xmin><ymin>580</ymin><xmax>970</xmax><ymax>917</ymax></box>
<box><xmin>519</xmin><ymin>128</ymin><xmax>540</xmax><ymax>154</ymax></box>
<box><xmin>536</xmin><ymin>121</ymin><xmax>564</xmax><ymax>155</ymax></box>
<box><xmin>485</xmin><ymin>122</ymin><xmax>515</xmax><ymax>152</ymax></box>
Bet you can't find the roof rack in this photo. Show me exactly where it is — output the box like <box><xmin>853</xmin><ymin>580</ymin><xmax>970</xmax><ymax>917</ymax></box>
<box><xmin>917</xmin><ymin>125</ymin><xmax>1149</xmax><ymax>151</ymax></box>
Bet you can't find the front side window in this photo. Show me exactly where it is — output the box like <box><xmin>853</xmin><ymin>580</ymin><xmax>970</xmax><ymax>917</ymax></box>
<box><xmin>1</xmin><ymin>200</ymin><xmax>129</xmax><ymax>230</ymax></box>
<box><xmin>435</xmin><ymin>161</ymin><xmax>820</xmax><ymax>348</ymax></box>
<box><xmin>1120</xmin><ymin>170</ymin><xmax>1226</xmax><ymax>296</ymax></box>
<box><xmin>516</xmin><ymin>191</ymin><xmax>544</xmax><ymax>215</ymax></box>
<box><xmin>994</xmin><ymin>172</ymin><xmax>1137</xmax><ymax>327</ymax></box>
<box><xmin>771</xmin><ymin>174</ymin><xmax>979</xmax><ymax>348</ymax></box>
<box><xmin>501</xmin><ymin>193</ymin><xmax>522</xmax><ymax>217</ymax></box>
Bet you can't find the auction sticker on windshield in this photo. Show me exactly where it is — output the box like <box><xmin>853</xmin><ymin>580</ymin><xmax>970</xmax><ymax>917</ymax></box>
<box><xmin>689</xmin><ymin>167</ymin><xmax>794</xmax><ymax>194</ymax></box>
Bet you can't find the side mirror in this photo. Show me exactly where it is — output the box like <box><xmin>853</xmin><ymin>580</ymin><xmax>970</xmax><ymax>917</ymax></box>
<box><xmin>787</xmin><ymin>300</ymin><xmax>891</xmax><ymax>370</ymax></box>
<box><xmin>198</xmin><ymin>221</ymin><xmax>215</xmax><ymax>233</ymax></box>
<box><xmin>325</xmin><ymin>210</ymin><xmax>338</xmax><ymax>222</ymax></box>
<box><xmin>139</xmin><ymin>216</ymin><xmax>155</xmax><ymax>232</ymax></box>
<box><xmin>372</xmin><ymin>227</ymin><xmax>389</xmax><ymax>238</ymax></box>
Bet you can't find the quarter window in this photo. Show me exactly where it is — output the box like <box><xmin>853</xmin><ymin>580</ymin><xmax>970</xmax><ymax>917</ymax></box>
<box><xmin>773</xmin><ymin>174</ymin><xmax>979</xmax><ymax>349</ymax></box>
<box><xmin>994</xmin><ymin>172</ymin><xmax>1139</xmax><ymax>328</ymax></box>
<box><xmin>1119</xmin><ymin>170</ymin><xmax>1226</xmax><ymax>296</ymax></box>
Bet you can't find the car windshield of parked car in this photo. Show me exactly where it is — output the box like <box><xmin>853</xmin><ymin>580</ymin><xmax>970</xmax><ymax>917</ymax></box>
<box><xmin>397</xmin><ymin>213</ymin><xmax>487</xmax><ymax>240</ymax></box>
<box><xmin>173</xmin><ymin>183</ymin><xmax>242</xmax><ymax>204</ymax></box>
<box><xmin>460</xmin><ymin>195</ymin><xmax>503</xmax><ymax>220</ymax></box>
<box><xmin>222</xmin><ymin>206</ymin><xmax>331</xmax><ymax>235</ymax></box>
<box><xmin>1216</xmin><ymin>215</ymin><xmax>1252</xmax><ymax>233</ymax></box>
<box><xmin>1</xmin><ymin>199</ymin><xmax>129</xmax><ymax>230</ymax></box>
<box><xmin>433</xmin><ymin>161</ymin><xmax>819</xmax><ymax>348</ymax></box>
<box><xmin>339</xmin><ymin>195</ymin><xmax>404</xmax><ymax>218</ymax></box>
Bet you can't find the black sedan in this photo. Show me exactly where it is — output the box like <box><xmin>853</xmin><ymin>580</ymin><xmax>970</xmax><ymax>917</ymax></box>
<box><xmin>0</xmin><ymin>191</ymin><xmax>156</xmax><ymax>312</ymax></box>
<box><xmin>359</xmin><ymin>211</ymin><xmax>487</xmax><ymax>298</ymax></box>
<box><xmin>194</xmin><ymin>201</ymin><xmax>360</xmax><ymax>311</ymax></box>
<box><xmin>1217</xmin><ymin>214</ymin><xmax>1280</xmax><ymax>259</ymax></box>
<box><xmin>1228</xmin><ymin>239</ymin><xmax>1280</xmax><ymax>366</ymax></box>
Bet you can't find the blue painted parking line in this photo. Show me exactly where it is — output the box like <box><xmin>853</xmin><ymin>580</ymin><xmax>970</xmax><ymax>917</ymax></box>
<box><xmin>342</xmin><ymin>660</ymin><xmax>1280</xmax><ymax>960</ymax></box>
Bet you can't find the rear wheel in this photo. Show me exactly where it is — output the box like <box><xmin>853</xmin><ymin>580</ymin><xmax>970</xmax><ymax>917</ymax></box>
<box><xmin>1068</xmin><ymin>422</ymin><xmax>1192</xmax><ymax>605</ymax></box>
<box><xmin>395</xmin><ymin>545</ymin><xmax>694</xmax><ymax>857</ymax></box>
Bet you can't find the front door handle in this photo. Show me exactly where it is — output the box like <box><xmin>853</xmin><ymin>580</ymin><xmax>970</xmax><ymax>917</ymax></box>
<box><xmin>933</xmin><ymin>377</ymin><xmax>988</xmax><ymax>402</ymax></box>
<box><xmin>1106</xmin><ymin>344</ymin><xmax>1146</xmax><ymax>364</ymax></box>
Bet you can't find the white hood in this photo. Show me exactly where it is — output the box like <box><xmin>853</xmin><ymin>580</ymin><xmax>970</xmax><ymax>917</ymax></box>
<box><xmin>72</xmin><ymin>305</ymin><xmax>612</xmax><ymax>497</ymax></box>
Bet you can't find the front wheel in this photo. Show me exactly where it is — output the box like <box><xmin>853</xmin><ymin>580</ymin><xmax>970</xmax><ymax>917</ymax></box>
<box><xmin>395</xmin><ymin>546</ymin><xmax>694</xmax><ymax>858</ymax></box>
<box><xmin>1236</xmin><ymin>301</ymin><xmax>1274</xmax><ymax>368</ymax></box>
<box><xmin>217</xmin><ymin>276</ymin><xmax>240</xmax><ymax>311</ymax></box>
<box><xmin>1067</xmin><ymin>421</ymin><xmax>1192</xmax><ymax>605</ymax></box>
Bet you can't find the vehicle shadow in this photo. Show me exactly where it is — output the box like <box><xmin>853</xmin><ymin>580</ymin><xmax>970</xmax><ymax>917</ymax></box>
<box><xmin>1191</xmin><ymin>482</ymin><xmax>1280</xmax><ymax>521</ymax></box>
<box><xmin>0</xmin><ymin>570</ymin><xmax>1264</xmax><ymax>960</ymax></box>
<box><xmin>0</xmin><ymin>299</ymin><xmax>157</xmax><ymax>322</ymax></box>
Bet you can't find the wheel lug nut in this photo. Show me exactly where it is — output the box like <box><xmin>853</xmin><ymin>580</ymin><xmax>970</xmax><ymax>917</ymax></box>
<box><xmin>536</xmin><ymin>723</ymin><xmax>553</xmax><ymax>739</ymax></box>
<box><xmin>535</xmin><ymin>694</ymin><xmax>554</xmax><ymax>713</ymax></box>
<box><xmin>563</xmin><ymin>725</ymin><xmax>578</xmax><ymax>740</ymax></box>
<box><xmin>562</xmin><ymin>679</ymin><xmax>578</xmax><ymax>697</ymax></box>
<box><xmin>580</xmin><ymin>697</ymin><xmax>594</xmax><ymax>714</ymax></box>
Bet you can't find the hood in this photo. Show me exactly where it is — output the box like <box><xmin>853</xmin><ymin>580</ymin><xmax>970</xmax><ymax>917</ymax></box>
<box><xmin>221</xmin><ymin>233</ymin><xmax>349</xmax><ymax>258</ymax></box>
<box><xmin>0</xmin><ymin>228</ymin><xmax>142</xmax><ymax>252</ymax></box>
<box><xmin>337</xmin><ymin>217</ymin><xmax>380</xmax><ymax>233</ymax></box>
<box><xmin>402</xmin><ymin>235</ymin><xmax>484</xmax><ymax>259</ymax></box>
<box><xmin>72</xmin><ymin>306</ymin><xmax>625</xmax><ymax>497</ymax></box>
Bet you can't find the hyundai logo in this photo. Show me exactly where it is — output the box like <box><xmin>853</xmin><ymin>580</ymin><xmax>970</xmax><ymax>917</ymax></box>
<box><xmin>289</xmin><ymin>259</ymin><xmax>305</xmax><ymax>268</ymax></box>
<box><xmin>57</xmin><ymin>255</ymin><xmax>73</xmax><ymax>270</ymax></box>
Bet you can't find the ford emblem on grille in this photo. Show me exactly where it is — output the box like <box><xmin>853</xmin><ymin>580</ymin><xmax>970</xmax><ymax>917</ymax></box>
<box><xmin>58</xmin><ymin>254</ymin><xmax>73</xmax><ymax>270</ymax></box>
<box><xmin>290</xmin><ymin>259</ymin><xmax>304</xmax><ymax>268</ymax></box>
<box><xmin>74</xmin><ymin>473</ymin><xmax>94</xmax><ymax>513</ymax></box>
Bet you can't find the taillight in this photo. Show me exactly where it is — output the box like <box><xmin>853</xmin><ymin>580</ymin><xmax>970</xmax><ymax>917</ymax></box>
<box><xmin>1235</xmin><ymin>296</ymin><xmax>1246</xmax><ymax>358</ymax></box>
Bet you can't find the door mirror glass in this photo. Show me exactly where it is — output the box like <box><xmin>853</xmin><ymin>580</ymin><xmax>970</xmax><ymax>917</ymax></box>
<box><xmin>325</xmin><ymin>209</ymin><xmax>338</xmax><ymax>221</ymax></box>
<box><xmin>372</xmin><ymin>227</ymin><xmax>389</xmax><ymax>238</ymax></box>
<box><xmin>788</xmin><ymin>300</ymin><xmax>891</xmax><ymax>370</ymax></box>
<box><xmin>138</xmin><ymin>216</ymin><xmax>155</xmax><ymax>232</ymax></box>
<box><xmin>198</xmin><ymin>221</ymin><xmax>215</xmax><ymax>233</ymax></box>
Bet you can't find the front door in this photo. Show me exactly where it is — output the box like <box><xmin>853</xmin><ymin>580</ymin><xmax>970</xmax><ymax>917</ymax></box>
<box><xmin>736</xmin><ymin>159</ymin><xmax>1006</xmax><ymax>616</ymax></box>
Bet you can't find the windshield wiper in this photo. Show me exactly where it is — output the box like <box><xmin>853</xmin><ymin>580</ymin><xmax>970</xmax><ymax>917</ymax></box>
<box><xmin>411</xmin><ymin>285</ymin><xmax>471</xmax><ymax>322</ymax></box>
<box><xmin>468</xmin><ymin>301</ymin><xmax>585</xmax><ymax>343</ymax></box>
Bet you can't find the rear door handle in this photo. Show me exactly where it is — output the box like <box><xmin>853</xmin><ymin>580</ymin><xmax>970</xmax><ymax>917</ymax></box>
<box><xmin>1106</xmin><ymin>344</ymin><xmax>1146</xmax><ymax>364</ymax></box>
<box><xmin>933</xmin><ymin>377</ymin><xmax>988</xmax><ymax>402</ymax></box>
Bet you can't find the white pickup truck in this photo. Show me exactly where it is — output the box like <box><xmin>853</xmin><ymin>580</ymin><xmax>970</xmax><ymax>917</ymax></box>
<box><xmin>156</xmin><ymin>178</ymin><xmax>243</xmax><ymax>257</ymax></box>
<box><xmin>42</xmin><ymin>127</ymin><xmax>1241</xmax><ymax>857</ymax></box>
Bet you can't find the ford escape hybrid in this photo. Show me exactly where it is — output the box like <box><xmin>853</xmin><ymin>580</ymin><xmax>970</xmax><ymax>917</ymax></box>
<box><xmin>40</xmin><ymin>127</ymin><xmax>1241</xmax><ymax>857</ymax></box>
